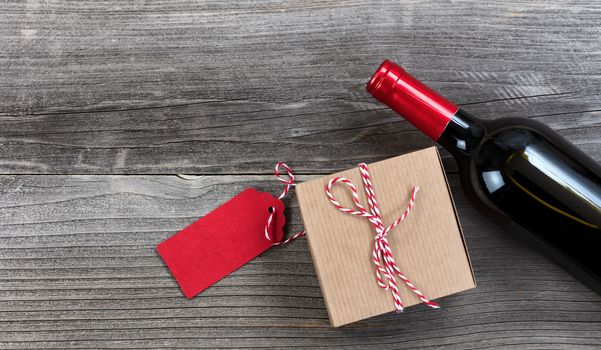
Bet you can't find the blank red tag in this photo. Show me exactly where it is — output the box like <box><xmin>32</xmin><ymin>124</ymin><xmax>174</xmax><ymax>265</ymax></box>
<box><xmin>157</xmin><ymin>188</ymin><xmax>285</xmax><ymax>298</ymax></box>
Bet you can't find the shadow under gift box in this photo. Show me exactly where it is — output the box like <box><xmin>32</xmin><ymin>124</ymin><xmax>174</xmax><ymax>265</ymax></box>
<box><xmin>296</xmin><ymin>146</ymin><xmax>475</xmax><ymax>327</ymax></box>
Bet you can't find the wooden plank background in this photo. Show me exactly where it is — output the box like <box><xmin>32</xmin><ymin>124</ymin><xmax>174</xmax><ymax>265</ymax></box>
<box><xmin>0</xmin><ymin>0</ymin><xmax>600</xmax><ymax>348</ymax></box>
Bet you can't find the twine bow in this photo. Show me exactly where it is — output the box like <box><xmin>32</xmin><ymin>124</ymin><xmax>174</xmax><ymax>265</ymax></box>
<box><xmin>325</xmin><ymin>163</ymin><xmax>440</xmax><ymax>312</ymax></box>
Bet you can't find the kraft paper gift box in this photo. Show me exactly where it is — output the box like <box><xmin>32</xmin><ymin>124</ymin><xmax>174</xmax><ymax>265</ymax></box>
<box><xmin>296</xmin><ymin>146</ymin><xmax>476</xmax><ymax>327</ymax></box>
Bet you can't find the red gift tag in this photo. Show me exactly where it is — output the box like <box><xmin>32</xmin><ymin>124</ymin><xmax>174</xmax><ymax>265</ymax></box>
<box><xmin>157</xmin><ymin>188</ymin><xmax>286</xmax><ymax>298</ymax></box>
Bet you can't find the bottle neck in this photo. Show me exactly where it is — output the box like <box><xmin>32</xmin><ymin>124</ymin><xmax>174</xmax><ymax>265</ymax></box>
<box><xmin>437</xmin><ymin>109</ymin><xmax>485</xmax><ymax>157</ymax></box>
<box><xmin>365</xmin><ymin>60</ymin><xmax>486</xmax><ymax>154</ymax></box>
<box><xmin>366</xmin><ymin>60</ymin><xmax>459</xmax><ymax>140</ymax></box>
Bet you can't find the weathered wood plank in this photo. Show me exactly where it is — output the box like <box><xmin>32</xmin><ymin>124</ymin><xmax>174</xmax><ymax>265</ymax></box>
<box><xmin>2</xmin><ymin>0</ymin><xmax>601</xmax><ymax>348</ymax></box>
<box><xmin>1</xmin><ymin>1</ymin><xmax>600</xmax><ymax>174</ymax></box>
<box><xmin>0</xmin><ymin>174</ymin><xmax>599</xmax><ymax>349</ymax></box>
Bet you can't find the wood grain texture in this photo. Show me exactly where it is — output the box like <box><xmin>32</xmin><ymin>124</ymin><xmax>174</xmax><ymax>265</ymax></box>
<box><xmin>0</xmin><ymin>175</ymin><xmax>600</xmax><ymax>349</ymax></box>
<box><xmin>1</xmin><ymin>0</ymin><xmax>601</xmax><ymax>348</ymax></box>
<box><xmin>0</xmin><ymin>0</ymin><xmax>600</xmax><ymax>174</ymax></box>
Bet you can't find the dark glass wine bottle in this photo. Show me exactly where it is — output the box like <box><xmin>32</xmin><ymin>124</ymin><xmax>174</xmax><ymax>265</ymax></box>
<box><xmin>367</xmin><ymin>60</ymin><xmax>601</xmax><ymax>294</ymax></box>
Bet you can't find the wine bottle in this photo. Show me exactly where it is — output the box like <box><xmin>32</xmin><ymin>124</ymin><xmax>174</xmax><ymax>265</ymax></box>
<box><xmin>366</xmin><ymin>60</ymin><xmax>601</xmax><ymax>294</ymax></box>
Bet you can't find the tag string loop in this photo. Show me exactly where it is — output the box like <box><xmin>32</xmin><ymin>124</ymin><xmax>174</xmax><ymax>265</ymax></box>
<box><xmin>264</xmin><ymin>162</ymin><xmax>305</xmax><ymax>245</ymax></box>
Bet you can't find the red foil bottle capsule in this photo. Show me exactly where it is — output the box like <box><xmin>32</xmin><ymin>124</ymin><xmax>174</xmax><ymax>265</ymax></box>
<box><xmin>366</xmin><ymin>60</ymin><xmax>458</xmax><ymax>140</ymax></box>
<box><xmin>366</xmin><ymin>59</ymin><xmax>601</xmax><ymax>295</ymax></box>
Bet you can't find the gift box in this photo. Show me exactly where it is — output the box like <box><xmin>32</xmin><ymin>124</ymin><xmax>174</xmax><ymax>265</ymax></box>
<box><xmin>296</xmin><ymin>146</ymin><xmax>475</xmax><ymax>327</ymax></box>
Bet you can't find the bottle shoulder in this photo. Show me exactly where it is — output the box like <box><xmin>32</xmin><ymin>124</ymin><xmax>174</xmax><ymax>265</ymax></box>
<box><xmin>483</xmin><ymin>116</ymin><xmax>557</xmax><ymax>138</ymax></box>
<box><xmin>446</xmin><ymin>114</ymin><xmax>601</xmax><ymax>225</ymax></box>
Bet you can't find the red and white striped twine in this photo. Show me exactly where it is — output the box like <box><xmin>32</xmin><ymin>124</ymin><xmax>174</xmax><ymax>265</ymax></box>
<box><xmin>325</xmin><ymin>163</ymin><xmax>440</xmax><ymax>312</ymax></box>
<box><xmin>264</xmin><ymin>162</ymin><xmax>305</xmax><ymax>246</ymax></box>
